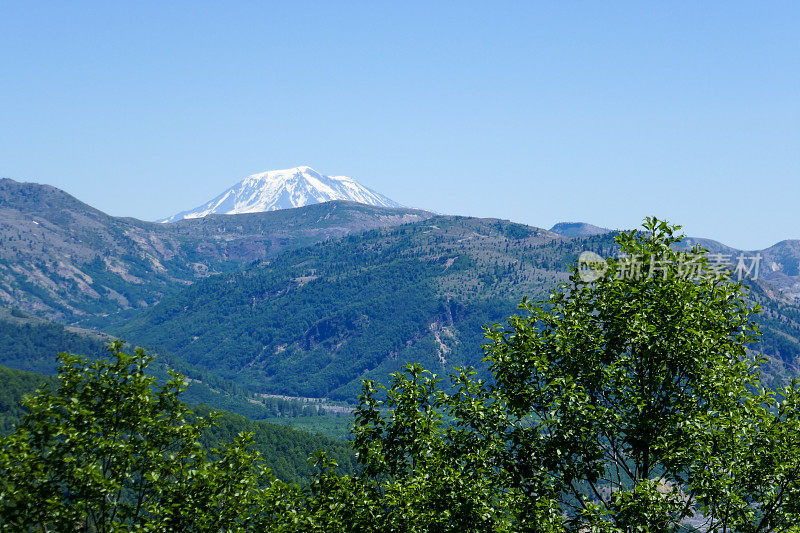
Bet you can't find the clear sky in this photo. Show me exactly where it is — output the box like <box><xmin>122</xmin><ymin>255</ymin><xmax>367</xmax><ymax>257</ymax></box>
<box><xmin>1</xmin><ymin>2</ymin><xmax>797</xmax><ymax>249</ymax></box>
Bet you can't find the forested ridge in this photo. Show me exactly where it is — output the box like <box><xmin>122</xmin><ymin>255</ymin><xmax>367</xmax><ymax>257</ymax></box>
<box><xmin>108</xmin><ymin>217</ymin><xmax>564</xmax><ymax>398</ymax></box>
<box><xmin>0</xmin><ymin>307</ymin><xmax>349</xmax><ymax>434</ymax></box>
<box><xmin>108</xmin><ymin>217</ymin><xmax>800</xmax><ymax>400</ymax></box>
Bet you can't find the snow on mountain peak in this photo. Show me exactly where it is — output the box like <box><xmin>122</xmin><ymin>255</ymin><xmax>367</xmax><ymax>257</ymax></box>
<box><xmin>159</xmin><ymin>166</ymin><xmax>402</xmax><ymax>223</ymax></box>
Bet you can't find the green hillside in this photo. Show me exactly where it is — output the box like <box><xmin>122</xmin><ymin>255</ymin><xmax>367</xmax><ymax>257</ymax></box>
<box><xmin>0</xmin><ymin>307</ymin><xmax>111</xmax><ymax>374</ymax></box>
<box><xmin>194</xmin><ymin>406</ymin><xmax>356</xmax><ymax>483</ymax></box>
<box><xmin>103</xmin><ymin>218</ymin><xmax>623</xmax><ymax>399</ymax></box>
<box><xmin>0</xmin><ymin>307</ymin><xmax>351</xmax><ymax>437</ymax></box>
<box><xmin>108</xmin><ymin>218</ymin><xmax>800</xmax><ymax>401</ymax></box>
<box><xmin>0</xmin><ymin>365</ymin><xmax>55</xmax><ymax>435</ymax></box>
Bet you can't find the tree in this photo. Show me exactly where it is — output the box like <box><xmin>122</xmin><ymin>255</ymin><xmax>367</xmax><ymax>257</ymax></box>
<box><xmin>0</xmin><ymin>341</ymin><xmax>277</xmax><ymax>531</ymax></box>
<box><xmin>344</xmin><ymin>218</ymin><xmax>800</xmax><ymax>531</ymax></box>
<box><xmin>345</xmin><ymin>364</ymin><xmax>537</xmax><ymax>532</ymax></box>
<box><xmin>479</xmin><ymin>217</ymin><xmax>764</xmax><ymax>528</ymax></box>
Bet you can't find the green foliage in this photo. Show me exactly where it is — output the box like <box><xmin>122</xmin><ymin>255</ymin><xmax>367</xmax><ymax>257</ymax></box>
<box><xmin>343</xmin><ymin>365</ymin><xmax>548</xmax><ymax>532</ymax></box>
<box><xmin>480</xmin><ymin>218</ymin><xmax>766</xmax><ymax>528</ymax></box>
<box><xmin>0</xmin><ymin>342</ymin><xmax>287</xmax><ymax>530</ymax></box>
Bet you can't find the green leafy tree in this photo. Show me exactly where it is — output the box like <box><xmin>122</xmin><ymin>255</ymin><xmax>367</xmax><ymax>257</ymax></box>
<box><xmin>478</xmin><ymin>217</ymin><xmax>765</xmax><ymax>529</ymax></box>
<box><xmin>342</xmin><ymin>218</ymin><xmax>800</xmax><ymax>531</ymax></box>
<box><xmin>0</xmin><ymin>341</ymin><xmax>277</xmax><ymax>531</ymax></box>
<box><xmin>345</xmin><ymin>364</ymin><xmax>536</xmax><ymax>532</ymax></box>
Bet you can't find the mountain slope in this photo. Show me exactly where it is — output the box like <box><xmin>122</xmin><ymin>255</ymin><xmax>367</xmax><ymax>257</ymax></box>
<box><xmin>109</xmin><ymin>219</ymin><xmax>800</xmax><ymax>401</ymax></box>
<box><xmin>550</xmin><ymin>222</ymin><xmax>612</xmax><ymax>238</ymax></box>
<box><xmin>679</xmin><ymin>237</ymin><xmax>800</xmax><ymax>300</ymax></box>
<box><xmin>161</xmin><ymin>166</ymin><xmax>401</xmax><ymax>222</ymax></box>
<box><xmin>106</xmin><ymin>217</ymin><xmax>592</xmax><ymax>399</ymax></box>
<box><xmin>758</xmin><ymin>240</ymin><xmax>800</xmax><ymax>299</ymax></box>
<box><xmin>0</xmin><ymin>178</ymin><xmax>430</xmax><ymax>321</ymax></box>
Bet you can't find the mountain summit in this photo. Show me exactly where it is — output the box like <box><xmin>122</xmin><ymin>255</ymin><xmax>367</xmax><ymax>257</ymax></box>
<box><xmin>160</xmin><ymin>166</ymin><xmax>402</xmax><ymax>222</ymax></box>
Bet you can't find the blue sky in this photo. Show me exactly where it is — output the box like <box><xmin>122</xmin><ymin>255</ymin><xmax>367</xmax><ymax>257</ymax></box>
<box><xmin>1</xmin><ymin>2</ymin><xmax>797</xmax><ymax>249</ymax></box>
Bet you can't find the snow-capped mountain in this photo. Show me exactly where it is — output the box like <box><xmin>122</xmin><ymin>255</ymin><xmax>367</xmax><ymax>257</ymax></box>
<box><xmin>160</xmin><ymin>166</ymin><xmax>402</xmax><ymax>222</ymax></box>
